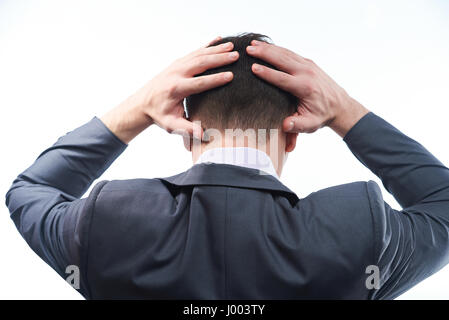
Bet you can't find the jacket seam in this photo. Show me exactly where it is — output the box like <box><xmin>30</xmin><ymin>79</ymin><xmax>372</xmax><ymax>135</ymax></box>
<box><xmin>365</xmin><ymin>181</ymin><xmax>381</xmax><ymax>299</ymax></box>
<box><xmin>82</xmin><ymin>180</ymin><xmax>108</xmax><ymax>300</ymax></box>
<box><xmin>224</xmin><ymin>187</ymin><xmax>229</xmax><ymax>299</ymax></box>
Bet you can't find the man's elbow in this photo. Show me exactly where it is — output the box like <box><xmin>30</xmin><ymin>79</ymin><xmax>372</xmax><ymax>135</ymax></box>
<box><xmin>4</xmin><ymin>176</ymin><xmax>28</xmax><ymax>214</ymax></box>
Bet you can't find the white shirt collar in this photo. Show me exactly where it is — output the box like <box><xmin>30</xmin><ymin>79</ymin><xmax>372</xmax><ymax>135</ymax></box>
<box><xmin>195</xmin><ymin>147</ymin><xmax>279</xmax><ymax>179</ymax></box>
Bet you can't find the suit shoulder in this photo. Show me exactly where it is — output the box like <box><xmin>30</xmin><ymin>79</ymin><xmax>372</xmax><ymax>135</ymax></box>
<box><xmin>301</xmin><ymin>180</ymin><xmax>384</xmax><ymax>221</ymax></box>
<box><xmin>295</xmin><ymin>181</ymin><xmax>384</xmax><ymax>271</ymax></box>
<box><xmin>98</xmin><ymin>178</ymin><xmax>170</xmax><ymax>194</ymax></box>
<box><xmin>305</xmin><ymin>180</ymin><xmax>381</xmax><ymax>200</ymax></box>
<box><xmin>89</xmin><ymin>178</ymin><xmax>178</xmax><ymax>228</ymax></box>
<box><xmin>90</xmin><ymin>178</ymin><xmax>177</xmax><ymax>215</ymax></box>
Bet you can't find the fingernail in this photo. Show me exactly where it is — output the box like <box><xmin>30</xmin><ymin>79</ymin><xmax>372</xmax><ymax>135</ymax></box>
<box><xmin>224</xmin><ymin>72</ymin><xmax>233</xmax><ymax>80</ymax></box>
<box><xmin>287</xmin><ymin>121</ymin><xmax>294</xmax><ymax>131</ymax></box>
<box><xmin>223</xmin><ymin>42</ymin><xmax>233</xmax><ymax>48</ymax></box>
<box><xmin>247</xmin><ymin>46</ymin><xmax>255</xmax><ymax>53</ymax></box>
<box><xmin>229</xmin><ymin>51</ymin><xmax>238</xmax><ymax>59</ymax></box>
<box><xmin>252</xmin><ymin>64</ymin><xmax>261</xmax><ymax>72</ymax></box>
<box><xmin>252</xmin><ymin>40</ymin><xmax>262</xmax><ymax>45</ymax></box>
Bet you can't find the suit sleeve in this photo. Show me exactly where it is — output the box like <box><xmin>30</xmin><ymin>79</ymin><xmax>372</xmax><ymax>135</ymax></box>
<box><xmin>5</xmin><ymin>117</ymin><xmax>127</xmax><ymax>297</ymax></box>
<box><xmin>344</xmin><ymin>112</ymin><xmax>449</xmax><ymax>299</ymax></box>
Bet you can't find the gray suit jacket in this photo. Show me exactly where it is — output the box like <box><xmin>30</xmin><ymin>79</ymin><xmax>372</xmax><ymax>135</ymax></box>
<box><xmin>5</xmin><ymin>113</ymin><xmax>449</xmax><ymax>299</ymax></box>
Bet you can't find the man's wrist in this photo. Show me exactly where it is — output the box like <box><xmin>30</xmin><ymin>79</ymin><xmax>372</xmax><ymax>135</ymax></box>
<box><xmin>328</xmin><ymin>97</ymin><xmax>369</xmax><ymax>138</ymax></box>
<box><xmin>101</xmin><ymin>97</ymin><xmax>154</xmax><ymax>144</ymax></box>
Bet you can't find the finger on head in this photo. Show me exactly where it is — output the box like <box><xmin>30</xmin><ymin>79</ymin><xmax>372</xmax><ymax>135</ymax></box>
<box><xmin>200</xmin><ymin>41</ymin><xmax>234</xmax><ymax>56</ymax></box>
<box><xmin>176</xmin><ymin>72</ymin><xmax>233</xmax><ymax>97</ymax></box>
<box><xmin>252</xmin><ymin>63</ymin><xmax>315</xmax><ymax>99</ymax></box>
<box><xmin>188</xmin><ymin>41</ymin><xmax>234</xmax><ymax>60</ymax></box>
<box><xmin>248</xmin><ymin>40</ymin><xmax>306</xmax><ymax>65</ymax></box>
<box><xmin>283</xmin><ymin>116</ymin><xmax>300</xmax><ymax>133</ymax></box>
<box><xmin>187</xmin><ymin>51</ymin><xmax>239</xmax><ymax>76</ymax></box>
<box><xmin>205</xmin><ymin>36</ymin><xmax>222</xmax><ymax>48</ymax></box>
<box><xmin>282</xmin><ymin>115</ymin><xmax>320</xmax><ymax>134</ymax></box>
<box><xmin>251</xmin><ymin>64</ymin><xmax>296</xmax><ymax>93</ymax></box>
<box><xmin>246</xmin><ymin>44</ymin><xmax>297</xmax><ymax>73</ymax></box>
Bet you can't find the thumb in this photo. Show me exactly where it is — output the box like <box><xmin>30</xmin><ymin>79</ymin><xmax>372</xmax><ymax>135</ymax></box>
<box><xmin>283</xmin><ymin>115</ymin><xmax>320</xmax><ymax>134</ymax></box>
<box><xmin>166</xmin><ymin>117</ymin><xmax>203</xmax><ymax>140</ymax></box>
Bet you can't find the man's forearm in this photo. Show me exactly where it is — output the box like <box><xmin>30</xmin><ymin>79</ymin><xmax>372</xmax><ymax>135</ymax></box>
<box><xmin>7</xmin><ymin>117</ymin><xmax>127</xmax><ymax>200</ymax></box>
<box><xmin>344</xmin><ymin>112</ymin><xmax>449</xmax><ymax>208</ymax></box>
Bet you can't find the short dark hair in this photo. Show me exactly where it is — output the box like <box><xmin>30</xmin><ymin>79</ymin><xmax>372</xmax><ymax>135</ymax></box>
<box><xmin>186</xmin><ymin>33</ymin><xmax>298</xmax><ymax>131</ymax></box>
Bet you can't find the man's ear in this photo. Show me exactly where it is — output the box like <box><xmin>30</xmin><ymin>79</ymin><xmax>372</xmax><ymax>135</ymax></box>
<box><xmin>285</xmin><ymin>132</ymin><xmax>298</xmax><ymax>153</ymax></box>
<box><xmin>183</xmin><ymin>136</ymin><xmax>192</xmax><ymax>152</ymax></box>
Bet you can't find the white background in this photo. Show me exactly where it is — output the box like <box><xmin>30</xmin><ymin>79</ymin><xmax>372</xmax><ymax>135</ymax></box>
<box><xmin>1</xmin><ymin>0</ymin><xmax>448</xmax><ymax>299</ymax></box>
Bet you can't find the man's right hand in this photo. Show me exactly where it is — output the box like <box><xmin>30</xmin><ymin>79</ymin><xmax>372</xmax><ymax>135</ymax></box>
<box><xmin>246</xmin><ymin>40</ymin><xmax>369</xmax><ymax>137</ymax></box>
<box><xmin>102</xmin><ymin>37</ymin><xmax>239</xmax><ymax>144</ymax></box>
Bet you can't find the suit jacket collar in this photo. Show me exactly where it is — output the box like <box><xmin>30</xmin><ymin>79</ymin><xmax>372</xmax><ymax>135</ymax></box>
<box><xmin>158</xmin><ymin>163</ymin><xmax>299</xmax><ymax>207</ymax></box>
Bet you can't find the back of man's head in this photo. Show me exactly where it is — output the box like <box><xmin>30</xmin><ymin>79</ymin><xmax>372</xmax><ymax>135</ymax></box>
<box><xmin>186</xmin><ymin>33</ymin><xmax>298</xmax><ymax>132</ymax></box>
